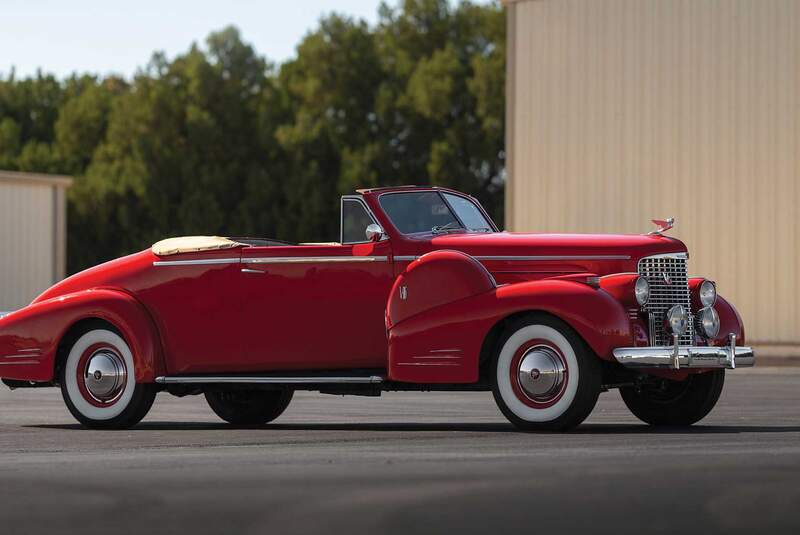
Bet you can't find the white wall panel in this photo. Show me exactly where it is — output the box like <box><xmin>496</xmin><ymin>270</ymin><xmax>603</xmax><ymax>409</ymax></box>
<box><xmin>0</xmin><ymin>172</ymin><xmax>71</xmax><ymax>311</ymax></box>
<box><xmin>508</xmin><ymin>0</ymin><xmax>800</xmax><ymax>353</ymax></box>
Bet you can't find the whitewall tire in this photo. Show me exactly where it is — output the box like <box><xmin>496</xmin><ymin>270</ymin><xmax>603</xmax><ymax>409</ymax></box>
<box><xmin>59</xmin><ymin>328</ymin><xmax>156</xmax><ymax>429</ymax></box>
<box><xmin>492</xmin><ymin>314</ymin><xmax>602</xmax><ymax>431</ymax></box>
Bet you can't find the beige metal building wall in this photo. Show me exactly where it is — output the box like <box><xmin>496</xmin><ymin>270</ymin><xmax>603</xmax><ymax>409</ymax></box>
<box><xmin>506</xmin><ymin>0</ymin><xmax>800</xmax><ymax>356</ymax></box>
<box><xmin>0</xmin><ymin>171</ymin><xmax>72</xmax><ymax>311</ymax></box>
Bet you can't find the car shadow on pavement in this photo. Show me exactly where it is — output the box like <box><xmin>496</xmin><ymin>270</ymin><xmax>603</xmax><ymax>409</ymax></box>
<box><xmin>26</xmin><ymin>422</ymin><xmax>800</xmax><ymax>434</ymax></box>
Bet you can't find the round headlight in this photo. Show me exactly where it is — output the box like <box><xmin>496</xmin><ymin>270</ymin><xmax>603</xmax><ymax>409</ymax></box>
<box><xmin>665</xmin><ymin>304</ymin><xmax>689</xmax><ymax>336</ymax></box>
<box><xmin>697</xmin><ymin>307</ymin><xmax>720</xmax><ymax>338</ymax></box>
<box><xmin>699</xmin><ymin>280</ymin><xmax>717</xmax><ymax>307</ymax></box>
<box><xmin>634</xmin><ymin>277</ymin><xmax>650</xmax><ymax>306</ymax></box>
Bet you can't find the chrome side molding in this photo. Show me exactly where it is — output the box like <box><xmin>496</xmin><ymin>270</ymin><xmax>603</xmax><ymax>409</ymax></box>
<box><xmin>394</xmin><ymin>255</ymin><xmax>631</xmax><ymax>263</ymax></box>
<box><xmin>153</xmin><ymin>258</ymin><xmax>241</xmax><ymax>267</ymax></box>
<box><xmin>243</xmin><ymin>256</ymin><xmax>388</xmax><ymax>264</ymax></box>
<box><xmin>155</xmin><ymin>375</ymin><xmax>385</xmax><ymax>385</ymax></box>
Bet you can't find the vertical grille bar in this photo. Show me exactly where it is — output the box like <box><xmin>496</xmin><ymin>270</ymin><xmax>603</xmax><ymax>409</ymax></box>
<box><xmin>638</xmin><ymin>254</ymin><xmax>694</xmax><ymax>346</ymax></box>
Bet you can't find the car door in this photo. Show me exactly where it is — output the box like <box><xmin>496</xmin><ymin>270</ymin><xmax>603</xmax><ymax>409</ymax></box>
<box><xmin>135</xmin><ymin>248</ymin><xmax>244</xmax><ymax>374</ymax></box>
<box><xmin>236</xmin><ymin>197</ymin><xmax>394</xmax><ymax>372</ymax></box>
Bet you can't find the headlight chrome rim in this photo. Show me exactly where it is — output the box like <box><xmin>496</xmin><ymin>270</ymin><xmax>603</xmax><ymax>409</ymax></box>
<box><xmin>699</xmin><ymin>280</ymin><xmax>717</xmax><ymax>307</ymax></box>
<box><xmin>697</xmin><ymin>306</ymin><xmax>720</xmax><ymax>339</ymax></box>
<box><xmin>665</xmin><ymin>304</ymin><xmax>689</xmax><ymax>336</ymax></box>
<box><xmin>634</xmin><ymin>277</ymin><xmax>650</xmax><ymax>306</ymax></box>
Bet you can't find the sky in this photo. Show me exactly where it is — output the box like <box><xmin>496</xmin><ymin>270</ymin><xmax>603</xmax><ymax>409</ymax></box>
<box><xmin>1</xmin><ymin>0</ymin><xmax>489</xmax><ymax>80</ymax></box>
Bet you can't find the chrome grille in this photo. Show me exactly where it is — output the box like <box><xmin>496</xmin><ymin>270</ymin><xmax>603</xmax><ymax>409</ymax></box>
<box><xmin>638</xmin><ymin>254</ymin><xmax>694</xmax><ymax>346</ymax></box>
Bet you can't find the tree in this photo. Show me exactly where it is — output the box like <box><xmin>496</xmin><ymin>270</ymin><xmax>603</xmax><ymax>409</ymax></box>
<box><xmin>0</xmin><ymin>0</ymin><xmax>505</xmax><ymax>273</ymax></box>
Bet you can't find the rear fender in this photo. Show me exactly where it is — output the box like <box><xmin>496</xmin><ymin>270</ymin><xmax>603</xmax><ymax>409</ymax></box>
<box><xmin>387</xmin><ymin>252</ymin><xmax>632</xmax><ymax>384</ymax></box>
<box><xmin>0</xmin><ymin>288</ymin><xmax>165</xmax><ymax>383</ymax></box>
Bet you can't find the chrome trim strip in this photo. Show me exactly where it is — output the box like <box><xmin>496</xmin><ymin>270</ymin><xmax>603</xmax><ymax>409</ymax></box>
<box><xmin>395</xmin><ymin>362</ymin><xmax>460</xmax><ymax>366</ymax></box>
<box><xmin>612</xmin><ymin>345</ymin><xmax>755</xmax><ymax>369</ymax></box>
<box><xmin>640</xmin><ymin>252</ymin><xmax>688</xmax><ymax>260</ymax></box>
<box><xmin>392</xmin><ymin>255</ymin><xmax>631</xmax><ymax>262</ymax></box>
<box><xmin>155</xmin><ymin>375</ymin><xmax>384</xmax><ymax>385</ymax></box>
<box><xmin>0</xmin><ymin>360</ymin><xmax>39</xmax><ymax>365</ymax></box>
<box><xmin>17</xmin><ymin>348</ymin><xmax>41</xmax><ymax>353</ymax></box>
<box><xmin>243</xmin><ymin>256</ymin><xmax>388</xmax><ymax>264</ymax></box>
<box><xmin>2</xmin><ymin>354</ymin><xmax>41</xmax><ymax>359</ymax></box>
<box><xmin>477</xmin><ymin>255</ymin><xmax>631</xmax><ymax>261</ymax></box>
<box><xmin>429</xmin><ymin>349</ymin><xmax>462</xmax><ymax>353</ymax></box>
<box><xmin>153</xmin><ymin>258</ymin><xmax>240</xmax><ymax>267</ymax></box>
<box><xmin>411</xmin><ymin>356</ymin><xmax>462</xmax><ymax>360</ymax></box>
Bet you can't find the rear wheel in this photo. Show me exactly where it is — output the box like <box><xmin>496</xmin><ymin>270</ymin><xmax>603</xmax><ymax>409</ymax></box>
<box><xmin>491</xmin><ymin>314</ymin><xmax>602</xmax><ymax>431</ymax></box>
<box><xmin>60</xmin><ymin>328</ymin><xmax>157</xmax><ymax>429</ymax></box>
<box><xmin>205</xmin><ymin>389</ymin><xmax>293</xmax><ymax>425</ymax></box>
<box><xmin>620</xmin><ymin>370</ymin><xmax>725</xmax><ymax>426</ymax></box>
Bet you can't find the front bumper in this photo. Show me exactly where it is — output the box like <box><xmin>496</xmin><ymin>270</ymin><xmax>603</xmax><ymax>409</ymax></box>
<box><xmin>613</xmin><ymin>334</ymin><xmax>755</xmax><ymax>370</ymax></box>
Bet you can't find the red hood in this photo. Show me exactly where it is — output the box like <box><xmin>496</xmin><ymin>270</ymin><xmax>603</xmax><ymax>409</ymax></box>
<box><xmin>426</xmin><ymin>231</ymin><xmax>685</xmax><ymax>262</ymax></box>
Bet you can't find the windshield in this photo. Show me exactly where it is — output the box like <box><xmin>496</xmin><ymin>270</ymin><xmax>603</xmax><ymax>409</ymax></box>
<box><xmin>379</xmin><ymin>191</ymin><xmax>494</xmax><ymax>235</ymax></box>
<box><xmin>442</xmin><ymin>193</ymin><xmax>493</xmax><ymax>232</ymax></box>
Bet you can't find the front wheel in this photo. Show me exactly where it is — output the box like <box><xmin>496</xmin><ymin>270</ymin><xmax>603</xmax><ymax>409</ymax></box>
<box><xmin>60</xmin><ymin>328</ymin><xmax>157</xmax><ymax>429</ymax></box>
<box><xmin>205</xmin><ymin>389</ymin><xmax>293</xmax><ymax>425</ymax></box>
<box><xmin>491</xmin><ymin>314</ymin><xmax>602</xmax><ymax>431</ymax></box>
<box><xmin>620</xmin><ymin>370</ymin><xmax>725</xmax><ymax>426</ymax></box>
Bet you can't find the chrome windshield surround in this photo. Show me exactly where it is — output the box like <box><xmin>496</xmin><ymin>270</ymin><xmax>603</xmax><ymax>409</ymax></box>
<box><xmin>377</xmin><ymin>189</ymin><xmax>500</xmax><ymax>234</ymax></box>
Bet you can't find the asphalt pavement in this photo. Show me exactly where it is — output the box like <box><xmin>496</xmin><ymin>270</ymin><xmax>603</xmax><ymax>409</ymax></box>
<box><xmin>1</xmin><ymin>367</ymin><xmax>798</xmax><ymax>535</ymax></box>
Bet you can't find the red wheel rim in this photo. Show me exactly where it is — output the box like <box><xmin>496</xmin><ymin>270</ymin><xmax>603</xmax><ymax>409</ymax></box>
<box><xmin>508</xmin><ymin>339</ymin><xmax>569</xmax><ymax>409</ymax></box>
<box><xmin>75</xmin><ymin>342</ymin><xmax>128</xmax><ymax>408</ymax></box>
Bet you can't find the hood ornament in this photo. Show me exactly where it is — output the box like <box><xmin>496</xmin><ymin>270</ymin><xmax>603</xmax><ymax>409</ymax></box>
<box><xmin>648</xmin><ymin>217</ymin><xmax>675</xmax><ymax>236</ymax></box>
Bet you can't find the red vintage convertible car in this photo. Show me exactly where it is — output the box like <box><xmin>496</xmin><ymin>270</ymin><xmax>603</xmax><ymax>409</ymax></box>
<box><xmin>0</xmin><ymin>186</ymin><xmax>754</xmax><ymax>430</ymax></box>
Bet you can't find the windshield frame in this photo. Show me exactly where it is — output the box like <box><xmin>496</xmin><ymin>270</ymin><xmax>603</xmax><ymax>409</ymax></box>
<box><xmin>377</xmin><ymin>189</ymin><xmax>498</xmax><ymax>237</ymax></box>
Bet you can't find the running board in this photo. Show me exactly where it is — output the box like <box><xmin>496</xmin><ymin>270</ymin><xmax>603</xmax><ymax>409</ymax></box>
<box><xmin>155</xmin><ymin>375</ymin><xmax>384</xmax><ymax>385</ymax></box>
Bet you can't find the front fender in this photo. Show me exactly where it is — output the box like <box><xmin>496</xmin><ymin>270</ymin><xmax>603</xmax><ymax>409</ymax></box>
<box><xmin>388</xmin><ymin>278</ymin><xmax>632</xmax><ymax>384</ymax></box>
<box><xmin>0</xmin><ymin>288</ymin><xmax>165</xmax><ymax>383</ymax></box>
<box><xmin>713</xmin><ymin>294</ymin><xmax>745</xmax><ymax>345</ymax></box>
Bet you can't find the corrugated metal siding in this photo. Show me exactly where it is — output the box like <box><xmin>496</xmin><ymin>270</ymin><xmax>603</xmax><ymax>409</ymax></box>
<box><xmin>509</xmin><ymin>0</ymin><xmax>800</xmax><ymax>352</ymax></box>
<box><xmin>0</xmin><ymin>182</ymin><xmax>57</xmax><ymax>310</ymax></box>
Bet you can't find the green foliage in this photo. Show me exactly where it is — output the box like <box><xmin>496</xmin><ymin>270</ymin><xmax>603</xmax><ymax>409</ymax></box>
<box><xmin>0</xmin><ymin>0</ymin><xmax>505</xmax><ymax>273</ymax></box>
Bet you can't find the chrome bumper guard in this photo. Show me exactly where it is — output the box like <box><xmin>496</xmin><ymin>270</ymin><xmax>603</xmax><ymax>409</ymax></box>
<box><xmin>613</xmin><ymin>334</ymin><xmax>754</xmax><ymax>370</ymax></box>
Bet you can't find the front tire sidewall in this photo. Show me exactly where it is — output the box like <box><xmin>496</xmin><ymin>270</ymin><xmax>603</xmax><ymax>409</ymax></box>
<box><xmin>60</xmin><ymin>329</ymin><xmax>153</xmax><ymax>428</ymax></box>
<box><xmin>620</xmin><ymin>369</ymin><xmax>725</xmax><ymax>426</ymax></box>
<box><xmin>492</xmin><ymin>316</ymin><xmax>601</xmax><ymax>431</ymax></box>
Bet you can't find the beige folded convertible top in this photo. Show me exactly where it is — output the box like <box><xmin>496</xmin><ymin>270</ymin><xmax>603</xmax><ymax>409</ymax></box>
<box><xmin>151</xmin><ymin>236</ymin><xmax>243</xmax><ymax>256</ymax></box>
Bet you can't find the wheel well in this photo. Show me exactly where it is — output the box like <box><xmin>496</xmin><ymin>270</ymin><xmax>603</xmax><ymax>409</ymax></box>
<box><xmin>54</xmin><ymin>318</ymin><xmax>123</xmax><ymax>382</ymax></box>
<box><xmin>478</xmin><ymin>310</ymin><xmax>591</xmax><ymax>383</ymax></box>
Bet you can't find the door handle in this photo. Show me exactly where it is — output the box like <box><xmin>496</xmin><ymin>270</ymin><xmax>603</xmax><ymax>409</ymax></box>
<box><xmin>241</xmin><ymin>268</ymin><xmax>266</xmax><ymax>274</ymax></box>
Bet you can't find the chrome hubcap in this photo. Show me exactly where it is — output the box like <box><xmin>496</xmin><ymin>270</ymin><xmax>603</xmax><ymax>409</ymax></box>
<box><xmin>517</xmin><ymin>346</ymin><xmax>566</xmax><ymax>401</ymax></box>
<box><xmin>84</xmin><ymin>350</ymin><xmax>126</xmax><ymax>402</ymax></box>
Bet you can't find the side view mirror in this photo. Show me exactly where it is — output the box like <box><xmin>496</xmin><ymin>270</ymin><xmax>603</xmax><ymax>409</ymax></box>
<box><xmin>365</xmin><ymin>223</ymin><xmax>386</xmax><ymax>242</ymax></box>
